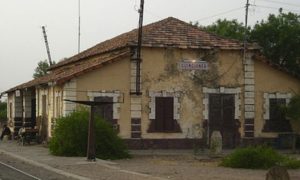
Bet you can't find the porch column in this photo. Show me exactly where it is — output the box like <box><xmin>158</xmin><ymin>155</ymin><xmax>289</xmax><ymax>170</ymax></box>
<box><xmin>13</xmin><ymin>90</ymin><xmax>23</xmax><ymax>136</ymax></box>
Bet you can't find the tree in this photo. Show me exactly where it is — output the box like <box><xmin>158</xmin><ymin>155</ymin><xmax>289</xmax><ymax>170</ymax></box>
<box><xmin>33</xmin><ymin>60</ymin><xmax>51</xmax><ymax>79</ymax></box>
<box><xmin>251</xmin><ymin>10</ymin><xmax>300</xmax><ymax>75</ymax></box>
<box><xmin>199</xmin><ymin>19</ymin><xmax>250</xmax><ymax>41</ymax></box>
<box><xmin>284</xmin><ymin>94</ymin><xmax>300</xmax><ymax>152</ymax></box>
<box><xmin>286</xmin><ymin>94</ymin><xmax>300</xmax><ymax>123</ymax></box>
<box><xmin>196</xmin><ymin>10</ymin><xmax>300</xmax><ymax>76</ymax></box>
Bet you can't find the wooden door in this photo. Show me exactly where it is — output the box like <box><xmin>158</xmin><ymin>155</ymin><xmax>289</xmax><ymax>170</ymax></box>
<box><xmin>209</xmin><ymin>94</ymin><xmax>237</xmax><ymax>148</ymax></box>
<box><xmin>155</xmin><ymin>97</ymin><xmax>174</xmax><ymax>132</ymax></box>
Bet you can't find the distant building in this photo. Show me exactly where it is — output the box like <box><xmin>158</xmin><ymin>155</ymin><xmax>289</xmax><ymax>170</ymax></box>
<box><xmin>2</xmin><ymin>17</ymin><xmax>300</xmax><ymax>149</ymax></box>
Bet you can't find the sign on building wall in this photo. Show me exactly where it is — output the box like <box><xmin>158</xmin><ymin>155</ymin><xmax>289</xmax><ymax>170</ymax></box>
<box><xmin>178</xmin><ymin>60</ymin><xmax>208</xmax><ymax>70</ymax></box>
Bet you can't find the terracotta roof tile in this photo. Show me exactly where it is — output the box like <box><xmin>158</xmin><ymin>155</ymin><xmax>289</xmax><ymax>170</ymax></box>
<box><xmin>3</xmin><ymin>49</ymin><xmax>130</xmax><ymax>93</ymax></box>
<box><xmin>49</xmin><ymin>17</ymin><xmax>258</xmax><ymax>70</ymax></box>
<box><xmin>3</xmin><ymin>17</ymin><xmax>260</xmax><ymax>94</ymax></box>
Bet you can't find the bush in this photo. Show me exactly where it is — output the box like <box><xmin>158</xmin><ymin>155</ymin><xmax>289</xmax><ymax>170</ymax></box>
<box><xmin>221</xmin><ymin>146</ymin><xmax>300</xmax><ymax>169</ymax></box>
<box><xmin>49</xmin><ymin>108</ymin><xmax>130</xmax><ymax>159</ymax></box>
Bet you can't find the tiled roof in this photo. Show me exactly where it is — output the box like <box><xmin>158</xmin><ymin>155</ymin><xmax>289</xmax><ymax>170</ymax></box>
<box><xmin>49</xmin><ymin>17</ymin><xmax>259</xmax><ymax>70</ymax></box>
<box><xmin>3</xmin><ymin>17</ymin><xmax>260</xmax><ymax>94</ymax></box>
<box><xmin>3</xmin><ymin>49</ymin><xmax>130</xmax><ymax>93</ymax></box>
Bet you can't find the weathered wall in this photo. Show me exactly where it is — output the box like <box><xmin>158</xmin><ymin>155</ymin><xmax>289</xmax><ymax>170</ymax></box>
<box><xmin>255</xmin><ymin>60</ymin><xmax>300</xmax><ymax>137</ymax></box>
<box><xmin>140</xmin><ymin>47</ymin><xmax>244</xmax><ymax>139</ymax></box>
<box><xmin>6</xmin><ymin>92</ymin><xmax>14</xmax><ymax>132</ymax></box>
<box><xmin>36</xmin><ymin>85</ymin><xmax>64</xmax><ymax>138</ymax></box>
<box><xmin>76</xmin><ymin>56</ymin><xmax>131</xmax><ymax>138</ymax></box>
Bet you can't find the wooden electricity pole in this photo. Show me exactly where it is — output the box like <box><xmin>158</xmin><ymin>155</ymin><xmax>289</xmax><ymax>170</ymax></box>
<box><xmin>135</xmin><ymin>0</ymin><xmax>144</xmax><ymax>95</ymax></box>
<box><xmin>42</xmin><ymin>26</ymin><xmax>53</xmax><ymax>66</ymax></box>
<box><xmin>78</xmin><ymin>0</ymin><xmax>81</xmax><ymax>53</ymax></box>
<box><xmin>243</xmin><ymin>0</ymin><xmax>250</xmax><ymax>59</ymax></box>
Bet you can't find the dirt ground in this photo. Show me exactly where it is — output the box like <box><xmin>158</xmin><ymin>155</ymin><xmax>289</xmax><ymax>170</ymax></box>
<box><xmin>110</xmin><ymin>154</ymin><xmax>300</xmax><ymax>180</ymax></box>
<box><xmin>1</xmin><ymin>140</ymin><xmax>300</xmax><ymax>180</ymax></box>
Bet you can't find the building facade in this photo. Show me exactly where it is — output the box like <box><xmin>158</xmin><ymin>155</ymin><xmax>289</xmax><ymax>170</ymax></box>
<box><xmin>3</xmin><ymin>17</ymin><xmax>300</xmax><ymax>149</ymax></box>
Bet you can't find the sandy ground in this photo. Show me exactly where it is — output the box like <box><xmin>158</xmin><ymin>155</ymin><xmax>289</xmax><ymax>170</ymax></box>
<box><xmin>112</xmin><ymin>154</ymin><xmax>300</xmax><ymax>180</ymax></box>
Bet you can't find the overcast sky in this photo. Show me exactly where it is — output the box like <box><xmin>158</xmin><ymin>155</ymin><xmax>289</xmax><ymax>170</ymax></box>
<box><xmin>1</xmin><ymin>0</ymin><xmax>299</xmax><ymax>100</ymax></box>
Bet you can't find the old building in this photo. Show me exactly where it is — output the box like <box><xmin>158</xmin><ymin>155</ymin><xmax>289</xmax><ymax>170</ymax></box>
<box><xmin>2</xmin><ymin>17</ymin><xmax>300</xmax><ymax>149</ymax></box>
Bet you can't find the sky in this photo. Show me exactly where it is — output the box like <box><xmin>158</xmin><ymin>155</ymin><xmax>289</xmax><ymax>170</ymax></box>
<box><xmin>0</xmin><ymin>0</ymin><xmax>299</xmax><ymax>101</ymax></box>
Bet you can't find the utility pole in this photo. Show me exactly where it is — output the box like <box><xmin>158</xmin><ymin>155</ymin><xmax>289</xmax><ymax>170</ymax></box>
<box><xmin>135</xmin><ymin>0</ymin><xmax>144</xmax><ymax>95</ymax></box>
<box><xmin>244</xmin><ymin>0</ymin><xmax>250</xmax><ymax>59</ymax></box>
<box><xmin>42</xmin><ymin>26</ymin><xmax>53</xmax><ymax>66</ymax></box>
<box><xmin>78</xmin><ymin>0</ymin><xmax>81</xmax><ymax>53</ymax></box>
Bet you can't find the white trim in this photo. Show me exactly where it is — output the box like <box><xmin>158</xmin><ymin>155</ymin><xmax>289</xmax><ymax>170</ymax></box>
<box><xmin>263</xmin><ymin>92</ymin><xmax>291</xmax><ymax>120</ymax></box>
<box><xmin>202</xmin><ymin>87</ymin><xmax>241</xmax><ymax>120</ymax></box>
<box><xmin>148</xmin><ymin>90</ymin><xmax>181</xmax><ymax>120</ymax></box>
<box><xmin>87</xmin><ymin>90</ymin><xmax>121</xmax><ymax>119</ymax></box>
<box><xmin>62</xmin><ymin>79</ymin><xmax>77</xmax><ymax>116</ymax></box>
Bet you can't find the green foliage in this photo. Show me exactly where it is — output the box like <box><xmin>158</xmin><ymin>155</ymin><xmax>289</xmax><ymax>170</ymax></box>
<box><xmin>221</xmin><ymin>146</ymin><xmax>300</xmax><ymax>169</ymax></box>
<box><xmin>197</xmin><ymin>19</ymin><xmax>250</xmax><ymax>41</ymax></box>
<box><xmin>251</xmin><ymin>10</ymin><xmax>300</xmax><ymax>76</ymax></box>
<box><xmin>0</xmin><ymin>102</ymin><xmax>7</xmax><ymax>122</ymax></box>
<box><xmin>281</xmin><ymin>157</ymin><xmax>300</xmax><ymax>169</ymax></box>
<box><xmin>49</xmin><ymin>108</ymin><xmax>130</xmax><ymax>159</ymax></box>
<box><xmin>33</xmin><ymin>60</ymin><xmax>55</xmax><ymax>79</ymax></box>
<box><xmin>195</xmin><ymin>10</ymin><xmax>300</xmax><ymax>76</ymax></box>
<box><xmin>286</xmin><ymin>94</ymin><xmax>300</xmax><ymax>122</ymax></box>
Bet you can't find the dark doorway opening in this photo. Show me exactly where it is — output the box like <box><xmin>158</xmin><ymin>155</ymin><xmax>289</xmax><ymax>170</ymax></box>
<box><xmin>94</xmin><ymin>97</ymin><xmax>113</xmax><ymax>123</ymax></box>
<box><xmin>209</xmin><ymin>94</ymin><xmax>240</xmax><ymax>148</ymax></box>
<box><xmin>31</xmin><ymin>98</ymin><xmax>36</xmax><ymax>128</ymax></box>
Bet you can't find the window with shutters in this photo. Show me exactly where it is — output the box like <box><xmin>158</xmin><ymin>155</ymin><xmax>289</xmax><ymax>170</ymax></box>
<box><xmin>94</xmin><ymin>96</ymin><xmax>113</xmax><ymax>123</ymax></box>
<box><xmin>263</xmin><ymin>98</ymin><xmax>292</xmax><ymax>132</ymax></box>
<box><xmin>148</xmin><ymin>97</ymin><xmax>181</xmax><ymax>133</ymax></box>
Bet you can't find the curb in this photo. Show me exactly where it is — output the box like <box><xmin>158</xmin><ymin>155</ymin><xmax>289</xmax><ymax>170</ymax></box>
<box><xmin>0</xmin><ymin>148</ymin><xmax>167</xmax><ymax>180</ymax></box>
<box><xmin>0</xmin><ymin>149</ymin><xmax>90</xmax><ymax>180</ymax></box>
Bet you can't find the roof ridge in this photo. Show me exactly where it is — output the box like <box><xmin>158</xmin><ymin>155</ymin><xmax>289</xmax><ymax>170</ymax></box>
<box><xmin>49</xmin><ymin>17</ymin><xmax>178</xmax><ymax>70</ymax></box>
<box><xmin>49</xmin><ymin>16</ymin><xmax>258</xmax><ymax>70</ymax></box>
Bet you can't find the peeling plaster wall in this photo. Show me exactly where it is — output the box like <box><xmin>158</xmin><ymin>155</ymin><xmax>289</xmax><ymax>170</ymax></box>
<box><xmin>141</xmin><ymin>47</ymin><xmax>244</xmax><ymax>139</ymax></box>
<box><xmin>218</xmin><ymin>50</ymin><xmax>244</xmax><ymax>87</ymax></box>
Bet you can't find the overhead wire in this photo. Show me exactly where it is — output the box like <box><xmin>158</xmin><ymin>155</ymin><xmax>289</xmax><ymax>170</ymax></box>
<box><xmin>251</xmin><ymin>4</ymin><xmax>300</xmax><ymax>13</ymax></box>
<box><xmin>256</xmin><ymin>0</ymin><xmax>300</xmax><ymax>8</ymax></box>
<box><xmin>195</xmin><ymin>7</ymin><xmax>245</xmax><ymax>22</ymax></box>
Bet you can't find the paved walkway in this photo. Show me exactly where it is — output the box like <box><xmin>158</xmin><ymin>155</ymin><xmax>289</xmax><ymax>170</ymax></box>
<box><xmin>0</xmin><ymin>140</ymin><xmax>299</xmax><ymax>180</ymax></box>
<box><xmin>0</xmin><ymin>140</ymin><xmax>165</xmax><ymax>180</ymax></box>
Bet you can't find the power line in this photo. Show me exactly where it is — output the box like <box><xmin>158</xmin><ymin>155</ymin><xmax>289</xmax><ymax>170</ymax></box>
<box><xmin>132</xmin><ymin>0</ymin><xmax>161</xmax><ymax>19</ymax></box>
<box><xmin>256</xmin><ymin>0</ymin><xmax>300</xmax><ymax>8</ymax></box>
<box><xmin>195</xmin><ymin>7</ymin><xmax>244</xmax><ymax>22</ymax></box>
<box><xmin>144</xmin><ymin>9</ymin><xmax>162</xmax><ymax>19</ymax></box>
<box><xmin>251</xmin><ymin>4</ymin><xmax>300</xmax><ymax>13</ymax></box>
